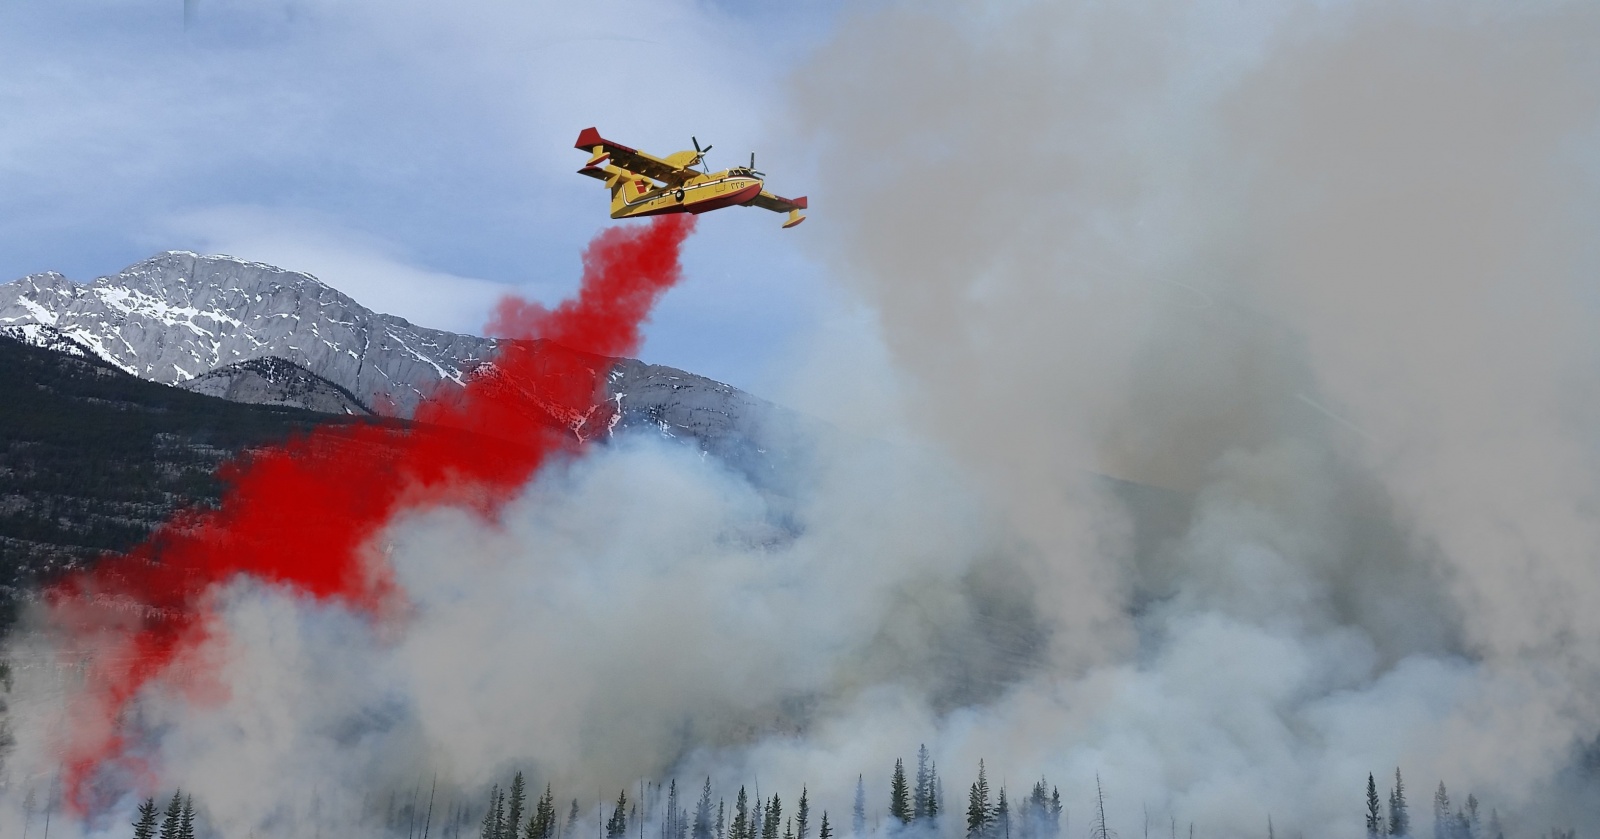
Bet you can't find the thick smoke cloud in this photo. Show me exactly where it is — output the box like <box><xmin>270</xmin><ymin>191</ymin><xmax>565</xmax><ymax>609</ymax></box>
<box><xmin>787</xmin><ymin>0</ymin><xmax>1600</xmax><ymax>833</ymax></box>
<box><xmin>5</xmin><ymin>1</ymin><xmax>1600</xmax><ymax>838</ymax></box>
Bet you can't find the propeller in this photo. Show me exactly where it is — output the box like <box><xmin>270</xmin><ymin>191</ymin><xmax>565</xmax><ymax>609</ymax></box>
<box><xmin>693</xmin><ymin>136</ymin><xmax>713</xmax><ymax>173</ymax></box>
<box><xmin>749</xmin><ymin>152</ymin><xmax>765</xmax><ymax>178</ymax></box>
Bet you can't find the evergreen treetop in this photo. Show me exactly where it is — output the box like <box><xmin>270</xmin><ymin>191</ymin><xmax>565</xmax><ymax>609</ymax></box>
<box><xmin>133</xmin><ymin>796</ymin><xmax>158</xmax><ymax>839</ymax></box>
<box><xmin>695</xmin><ymin>778</ymin><xmax>716</xmax><ymax>839</ymax></box>
<box><xmin>891</xmin><ymin>759</ymin><xmax>912</xmax><ymax>826</ymax></box>
<box><xmin>1367</xmin><ymin>774</ymin><xmax>1384</xmax><ymax>839</ymax></box>
<box><xmin>967</xmin><ymin>761</ymin><xmax>993</xmax><ymax>839</ymax></box>
<box><xmin>177</xmin><ymin>795</ymin><xmax>196</xmax><ymax>839</ymax></box>
<box><xmin>733</xmin><ymin>787</ymin><xmax>751</xmax><ymax>839</ymax></box>
<box><xmin>507</xmin><ymin>773</ymin><xmax>528</xmax><ymax>839</ymax></box>
<box><xmin>915</xmin><ymin>746</ymin><xmax>931</xmax><ymax>822</ymax></box>
<box><xmin>607</xmin><ymin>790</ymin><xmax>630</xmax><ymax>839</ymax></box>
<box><xmin>853</xmin><ymin>776</ymin><xmax>867</xmax><ymax>838</ymax></box>
<box><xmin>1432</xmin><ymin>782</ymin><xmax>1452</xmax><ymax>839</ymax></box>
<box><xmin>159</xmin><ymin>791</ymin><xmax>183</xmax><ymax>839</ymax></box>
<box><xmin>1389</xmin><ymin>769</ymin><xmax>1410</xmax><ymax>837</ymax></box>
<box><xmin>763</xmin><ymin>795</ymin><xmax>783</xmax><ymax>839</ymax></box>
<box><xmin>797</xmin><ymin>786</ymin><xmax>811</xmax><ymax>839</ymax></box>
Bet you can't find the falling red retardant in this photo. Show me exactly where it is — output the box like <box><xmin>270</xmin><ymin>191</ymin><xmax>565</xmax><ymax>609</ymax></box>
<box><xmin>44</xmin><ymin>214</ymin><xmax>698</xmax><ymax>812</ymax></box>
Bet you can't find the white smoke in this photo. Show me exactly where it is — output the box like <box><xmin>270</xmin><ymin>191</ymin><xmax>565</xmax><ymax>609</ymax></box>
<box><xmin>6</xmin><ymin>1</ymin><xmax>1600</xmax><ymax>837</ymax></box>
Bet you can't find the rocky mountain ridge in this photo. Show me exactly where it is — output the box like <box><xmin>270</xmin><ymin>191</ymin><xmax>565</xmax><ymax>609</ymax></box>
<box><xmin>178</xmin><ymin>356</ymin><xmax>374</xmax><ymax>416</ymax></box>
<box><xmin>0</xmin><ymin>252</ymin><xmax>494</xmax><ymax>417</ymax></box>
<box><xmin>0</xmin><ymin>251</ymin><xmax>811</xmax><ymax>494</ymax></box>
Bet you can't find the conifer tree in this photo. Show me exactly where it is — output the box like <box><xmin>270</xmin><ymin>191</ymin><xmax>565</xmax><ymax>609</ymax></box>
<box><xmin>1433</xmin><ymin>783</ymin><xmax>1452</xmax><ymax>839</ymax></box>
<box><xmin>695</xmin><ymin>779</ymin><xmax>716</xmax><ymax>839</ymax></box>
<box><xmin>820</xmin><ymin>812</ymin><xmax>833</xmax><ymax>839</ymax></box>
<box><xmin>1465</xmin><ymin>795</ymin><xmax>1480</xmax><ymax>839</ymax></box>
<box><xmin>608</xmin><ymin>790</ymin><xmax>630</xmax><ymax>839</ymax></box>
<box><xmin>178</xmin><ymin>795</ymin><xmax>195</xmax><ymax>839</ymax></box>
<box><xmin>1488</xmin><ymin>810</ymin><xmax>1505</xmax><ymax>839</ymax></box>
<box><xmin>159</xmin><ymin>791</ymin><xmax>183</xmax><ymax>839</ymax></box>
<box><xmin>133</xmin><ymin>796</ymin><xmax>159</xmax><ymax>839</ymax></box>
<box><xmin>1367</xmin><ymin>774</ymin><xmax>1384</xmax><ymax>839</ymax></box>
<box><xmin>797</xmin><ymin>787</ymin><xmax>811</xmax><ymax>839</ymax></box>
<box><xmin>483</xmin><ymin>786</ymin><xmax>504</xmax><ymax>839</ymax></box>
<box><xmin>507</xmin><ymin>774</ymin><xmax>528</xmax><ymax>839</ymax></box>
<box><xmin>718</xmin><ymin>800</ymin><xmax>727</xmax><ymax>839</ymax></box>
<box><xmin>853</xmin><ymin>777</ymin><xmax>867</xmax><ymax>839</ymax></box>
<box><xmin>530</xmin><ymin>785</ymin><xmax>557</xmax><ymax>839</ymax></box>
<box><xmin>1389</xmin><ymin>769</ymin><xmax>1410</xmax><ymax>837</ymax></box>
<box><xmin>914</xmin><ymin>746</ymin><xmax>931</xmax><ymax>821</ymax></box>
<box><xmin>1028</xmin><ymin>779</ymin><xmax>1059</xmax><ymax>839</ymax></box>
<box><xmin>764</xmin><ymin>795</ymin><xmax>783</xmax><ymax>839</ymax></box>
<box><xmin>995</xmin><ymin>789</ymin><xmax>1010</xmax><ymax>839</ymax></box>
<box><xmin>967</xmin><ymin>762</ymin><xmax>992</xmax><ymax>839</ymax></box>
<box><xmin>733</xmin><ymin>788</ymin><xmax>751</xmax><ymax>839</ymax></box>
<box><xmin>567</xmin><ymin>800</ymin><xmax>582</xmax><ymax>839</ymax></box>
<box><xmin>785</xmin><ymin>818</ymin><xmax>795</xmax><ymax>839</ymax></box>
<box><xmin>753</xmin><ymin>798</ymin><xmax>766</xmax><ymax>839</ymax></box>
<box><xmin>666</xmin><ymin>780</ymin><xmax>681</xmax><ymax>839</ymax></box>
<box><xmin>928</xmin><ymin>764</ymin><xmax>940</xmax><ymax>823</ymax></box>
<box><xmin>1049</xmin><ymin>788</ymin><xmax>1062</xmax><ymax>839</ymax></box>
<box><xmin>891</xmin><ymin>759</ymin><xmax>912</xmax><ymax>826</ymax></box>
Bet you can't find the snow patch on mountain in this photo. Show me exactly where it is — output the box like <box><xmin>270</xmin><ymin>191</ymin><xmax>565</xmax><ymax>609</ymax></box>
<box><xmin>0</xmin><ymin>323</ymin><xmax>90</xmax><ymax>359</ymax></box>
<box><xmin>0</xmin><ymin>252</ymin><xmax>496</xmax><ymax>416</ymax></box>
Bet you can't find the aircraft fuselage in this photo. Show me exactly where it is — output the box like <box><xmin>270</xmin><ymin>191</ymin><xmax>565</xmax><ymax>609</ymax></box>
<box><xmin>610</xmin><ymin>170</ymin><xmax>764</xmax><ymax>219</ymax></box>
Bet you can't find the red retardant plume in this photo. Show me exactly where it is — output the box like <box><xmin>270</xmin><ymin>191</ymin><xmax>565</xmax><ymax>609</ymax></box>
<box><xmin>42</xmin><ymin>214</ymin><xmax>698</xmax><ymax>813</ymax></box>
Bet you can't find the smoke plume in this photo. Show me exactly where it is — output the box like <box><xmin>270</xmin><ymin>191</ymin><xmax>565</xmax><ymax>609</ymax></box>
<box><xmin>3</xmin><ymin>214</ymin><xmax>697</xmax><ymax>829</ymax></box>
<box><xmin>785</xmin><ymin>0</ymin><xmax>1600</xmax><ymax>834</ymax></box>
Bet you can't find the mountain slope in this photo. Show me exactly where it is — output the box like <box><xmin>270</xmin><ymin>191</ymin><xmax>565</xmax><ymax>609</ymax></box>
<box><xmin>0</xmin><ymin>333</ymin><xmax>393</xmax><ymax>619</ymax></box>
<box><xmin>0</xmin><ymin>328</ymin><xmax>813</xmax><ymax>596</ymax></box>
<box><xmin>178</xmin><ymin>356</ymin><xmax>373</xmax><ymax>415</ymax></box>
<box><xmin>0</xmin><ymin>252</ymin><xmax>494</xmax><ymax>417</ymax></box>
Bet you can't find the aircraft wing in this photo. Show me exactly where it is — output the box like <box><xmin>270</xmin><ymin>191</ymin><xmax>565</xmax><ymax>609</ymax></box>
<box><xmin>748</xmin><ymin>190</ymin><xmax>808</xmax><ymax>228</ymax></box>
<box><xmin>574</xmin><ymin>127</ymin><xmax>695</xmax><ymax>186</ymax></box>
<box><xmin>748</xmin><ymin>190</ymin><xmax>808</xmax><ymax>214</ymax></box>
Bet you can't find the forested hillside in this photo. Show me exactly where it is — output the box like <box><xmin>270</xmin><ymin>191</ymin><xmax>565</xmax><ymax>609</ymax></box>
<box><xmin>0</xmin><ymin>334</ymin><xmax>374</xmax><ymax>621</ymax></box>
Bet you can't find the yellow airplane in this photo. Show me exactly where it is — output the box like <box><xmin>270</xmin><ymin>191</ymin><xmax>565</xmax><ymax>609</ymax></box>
<box><xmin>575</xmin><ymin>127</ymin><xmax>807</xmax><ymax>228</ymax></box>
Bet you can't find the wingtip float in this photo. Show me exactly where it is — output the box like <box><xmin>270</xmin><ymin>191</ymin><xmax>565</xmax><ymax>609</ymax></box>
<box><xmin>575</xmin><ymin>127</ymin><xmax>806</xmax><ymax>228</ymax></box>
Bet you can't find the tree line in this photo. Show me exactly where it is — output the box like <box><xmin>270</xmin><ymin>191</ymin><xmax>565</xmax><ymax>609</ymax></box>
<box><xmin>113</xmin><ymin>760</ymin><xmax>1584</xmax><ymax>839</ymax></box>
<box><xmin>1362</xmin><ymin>768</ymin><xmax>1575</xmax><ymax>839</ymax></box>
<box><xmin>462</xmin><ymin>747</ymin><xmax>1062</xmax><ymax>839</ymax></box>
<box><xmin>129</xmin><ymin>790</ymin><xmax>198</xmax><ymax>839</ymax></box>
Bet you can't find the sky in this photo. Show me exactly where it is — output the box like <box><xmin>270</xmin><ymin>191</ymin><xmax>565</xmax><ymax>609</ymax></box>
<box><xmin>0</xmin><ymin>0</ymin><xmax>844</xmax><ymax>394</ymax></box>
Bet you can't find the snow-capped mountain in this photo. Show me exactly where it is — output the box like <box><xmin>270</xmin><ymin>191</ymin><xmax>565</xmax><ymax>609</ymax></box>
<box><xmin>0</xmin><ymin>251</ymin><xmax>814</xmax><ymax>494</ymax></box>
<box><xmin>0</xmin><ymin>252</ymin><xmax>494</xmax><ymax>417</ymax></box>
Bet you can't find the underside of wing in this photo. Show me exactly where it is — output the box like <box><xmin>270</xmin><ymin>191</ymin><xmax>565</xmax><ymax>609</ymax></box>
<box><xmin>575</xmin><ymin>127</ymin><xmax>694</xmax><ymax>185</ymax></box>
<box><xmin>747</xmin><ymin>190</ymin><xmax>808</xmax><ymax>213</ymax></box>
<box><xmin>747</xmin><ymin>190</ymin><xmax>808</xmax><ymax>228</ymax></box>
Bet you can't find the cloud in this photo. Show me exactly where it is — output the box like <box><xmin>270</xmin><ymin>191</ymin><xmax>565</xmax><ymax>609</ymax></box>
<box><xmin>157</xmin><ymin>204</ymin><xmax>527</xmax><ymax>334</ymax></box>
